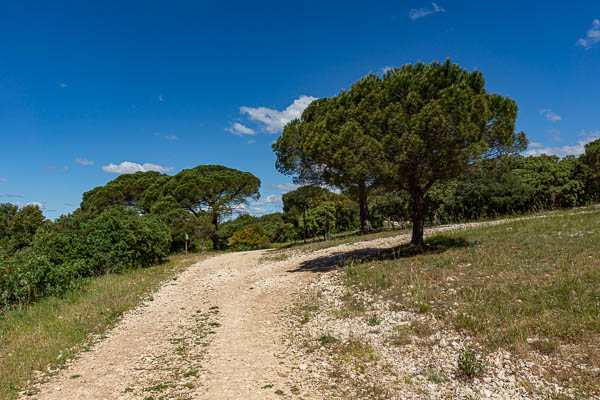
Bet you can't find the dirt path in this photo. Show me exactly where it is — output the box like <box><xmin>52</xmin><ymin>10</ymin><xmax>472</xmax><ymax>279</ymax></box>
<box><xmin>25</xmin><ymin>210</ymin><xmax>594</xmax><ymax>400</ymax></box>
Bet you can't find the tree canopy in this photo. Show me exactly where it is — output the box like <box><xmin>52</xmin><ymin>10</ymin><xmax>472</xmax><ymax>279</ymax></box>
<box><xmin>81</xmin><ymin>171</ymin><xmax>169</xmax><ymax>213</ymax></box>
<box><xmin>379</xmin><ymin>60</ymin><xmax>526</xmax><ymax>246</ymax></box>
<box><xmin>273</xmin><ymin>75</ymin><xmax>384</xmax><ymax>232</ymax></box>
<box><xmin>165</xmin><ymin>165</ymin><xmax>261</xmax><ymax>249</ymax></box>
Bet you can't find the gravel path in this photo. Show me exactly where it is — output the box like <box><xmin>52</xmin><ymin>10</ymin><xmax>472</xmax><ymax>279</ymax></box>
<box><xmin>23</xmin><ymin>211</ymin><xmax>594</xmax><ymax>399</ymax></box>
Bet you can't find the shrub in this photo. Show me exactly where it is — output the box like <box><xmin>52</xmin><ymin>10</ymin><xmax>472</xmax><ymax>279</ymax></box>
<box><xmin>229</xmin><ymin>225</ymin><xmax>270</xmax><ymax>250</ymax></box>
<box><xmin>1</xmin><ymin>207</ymin><xmax>172</xmax><ymax>308</ymax></box>
<box><xmin>457</xmin><ymin>348</ymin><xmax>484</xmax><ymax>379</ymax></box>
<box><xmin>0</xmin><ymin>253</ymin><xmax>87</xmax><ymax>306</ymax></box>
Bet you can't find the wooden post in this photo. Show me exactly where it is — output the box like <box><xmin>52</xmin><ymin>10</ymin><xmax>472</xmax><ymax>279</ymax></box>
<box><xmin>185</xmin><ymin>233</ymin><xmax>189</xmax><ymax>254</ymax></box>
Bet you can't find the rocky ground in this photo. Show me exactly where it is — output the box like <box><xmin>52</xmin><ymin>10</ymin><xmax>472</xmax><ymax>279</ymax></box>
<box><xmin>21</xmin><ymin>212</ymin><xmax>597</xmax><ymax>399</ymax></box>
<box><xmin>283</xmin><ymin>272</ymin><xmax>584</xmax><ymax>399</ymax></box>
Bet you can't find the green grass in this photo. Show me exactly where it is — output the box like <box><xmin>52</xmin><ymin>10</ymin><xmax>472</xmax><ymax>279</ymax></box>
<box><xmin>0</xmin><ymin>253</ymin><xmax>212</xmax><ymax>400</ymax></box>
<box><xmin>341</xmin><ymin>208</ymin><xmax>600</xmax><ymax>394</ymax></box>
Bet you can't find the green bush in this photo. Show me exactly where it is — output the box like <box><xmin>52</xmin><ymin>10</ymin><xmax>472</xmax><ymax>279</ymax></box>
<box><xmin>1</xmin><ymin>207</ymin><xmax>172</xmax><ymax>307</ymax></box>
<box><xmin>457</xmin><ymin>348</ymin><xmax>484</xmax><ymax>378</ymax></box>
<box><xmin>229</xmin><ymin>225</ymin><xmax>270</xmax><ymax>250</ymax></box>
<box><xmin>0</xmin><ymin>253</ymin><xmax>87</xmax><ymax>306</ymax></box>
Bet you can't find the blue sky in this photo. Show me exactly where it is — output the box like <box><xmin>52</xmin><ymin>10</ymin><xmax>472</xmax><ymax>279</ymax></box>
<box><xmin>1</xmin><ymin>1</ymin><xmax>599</xmax><ymax>218</ymax></box>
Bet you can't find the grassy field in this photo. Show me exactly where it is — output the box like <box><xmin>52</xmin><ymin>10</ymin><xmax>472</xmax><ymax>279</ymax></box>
<box><xmin>0</xmin><ymin>253</ymin><xmax>211</xmax><ymax>400</ymax></box>
<box><xmin>341</xmin><ymin>208</ymin><xmax>600</xmax><ymax>394</ymax></box>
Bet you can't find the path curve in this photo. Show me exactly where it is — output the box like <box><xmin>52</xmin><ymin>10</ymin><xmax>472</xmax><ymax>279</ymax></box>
<box><xmin>25</xmin><ymin>210</ymin><xmax>594</xmax><ymax>399</ymax></box>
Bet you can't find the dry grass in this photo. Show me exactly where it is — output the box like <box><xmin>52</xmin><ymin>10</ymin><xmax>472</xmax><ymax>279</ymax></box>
<box><xmin>341</xmin><ymin>209</ymin><xmax>600</xmax><ymax>395</ymax></box>
<box><xmin>0</xmin><ymin>253</ymin><xmax>211</xmax><ymax>400</ymax></box>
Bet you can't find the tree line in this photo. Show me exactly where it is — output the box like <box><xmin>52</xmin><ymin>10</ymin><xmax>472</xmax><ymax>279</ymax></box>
<box><xmin>0</xmin><ymin>165</ymin><xmax>261</xmax><ymax>307</ymax></box>
<box><xmin>3</xmin><ymin>59</ymin><xmax>600</xmax><ymax>308</ymax></box>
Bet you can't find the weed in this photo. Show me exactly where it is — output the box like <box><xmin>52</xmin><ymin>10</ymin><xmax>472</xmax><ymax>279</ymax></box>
<box><xmin>367</xmin><ymin>314</ymin><xmax>381</xmax><ymax>326</ymax></box>
<box><xmin>317</xmin><ymin>334</ymin><xmax>338</xmax><ymax>345</ymax></box>
<box><xmin>457</xmin><ymin>348</ymin><xmax>484</xmax><ymax>379</ymax></box>
<box><xmin>0</xmin><ymin>253</ymin><xmax>210</xmax><ymax>400</ymax></box>
<box><xmin>145</xmin><ymin>383</ymin><xmax>169</xmax><ymax>392</ymax></box>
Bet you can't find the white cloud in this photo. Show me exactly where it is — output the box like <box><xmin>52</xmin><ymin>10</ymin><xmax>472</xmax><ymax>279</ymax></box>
<box><xmin>158</xmin><ymin>95</ymin><xmax>164</xmax><ymax>102</ymax></box>
<box><xmin>525</xmin><ymin>131</ymin><xmax>600</xmax><ymax>157</ymax></box>
<box><xmin>381</xmin><ymin>66</ymin><xmax>394</xmax><ymax>74</ymax></box>
<box><xmin>265</xmin><ymin>183</ymin><xmax>300</xmax><ymax>192</ymax></box>
<box><xmin>250</xmin><ymin>207</ymin><xmax>269</xmax><ymax>216</ymax></box>
<box><xmin>231</xmin><ymin>204</ymin><xmax>249</xmax><ymax>215</ymax></box>
<box><xmin>577</xmin><ymin>19</ymin><xmax>600</xmax><ymax>49</ymax></box>
<box><xmin>409</xmin><ymin>2</ymin><xmax>445</xmax><ymax>21</ymax></box>
<box><xmin>164</xmin><ymin>135</ymin><xmax>179</xmax><ymax>140</ymax></box>
<box><xmin>57</xmin><ymin>82</ymin><xmax>68</xmax><ymax>88</ymax></box>
<box><xmin>540</xmin><ymin>109</ymin><xmax>562</xmax><ymax>122</ymax></box>
<box><xmin>240</xmin><ymin>95</ymin><xmax>318</xmax><ymax>134</ymax></box>
<box><xmin>0</xmin><ymin>178</ymin><xmax>7</xmax><ymax>182</ymax></box>
<box><xmin>74</xmin><ymin>157</ymin><xmax>94</xmax><ymax>166</ymax></box>
<box><xmin>4</xmin><ymin>194</ymin><xmax>24</xmax><ymax>198</ymax></box>
<box><xmin>102</xmin><ymin>161</ymin><xmax>174</xmax><ymax>174</ymax></box>
<box><xmin>247</xmin><ymin>139</ymin><xmax>255</xmax><ymax>144</ymax></box>
<box><xmin>43</xmin><ymin>166</ymin><xmax>69</xmax><ymax>172</ymax></box>
<box><xmin>252</xmin><ymin>194</ymin><xmax>283</xmax><ymax>206</ymax></box>
<box><xmin>225</xmin><ymin>122</ymin><xmax>256</xmax><ymax>136</ymax></box>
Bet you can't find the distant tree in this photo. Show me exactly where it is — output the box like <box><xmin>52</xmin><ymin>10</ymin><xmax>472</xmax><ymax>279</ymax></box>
<box><xmin>165</xmin><ymin>165</ymin><xmax>261</xmax><ymax>250</ymax></box>
<box><xmin>274</xmin><ymin>75</ymin><xmax>384</xmax><ymax>233</ymax></box>
<box><xmin>303</xmin><ymin>201</ymin><xmax>336</xmax><ymax>240</ymax></box>
<box><xmin>0</xmin><ymin>203</ymin><xmax>18</xmax><ymax>241</ymax></box>
<box><xmin>282</xmin><ymin>186</ymin><xmax>330</xmax><ymax>243</ymax></box>
<box><xmin>580</xmin><ymin>138</ymin><xmax>600</xmax><ymax>202</ymax></box>
<box><xmin>81</xmin><ymin>171</ymin><xmax>168</xmax><ymax>213</ymax></box>
<box><xmin>150</xmin><ymin>195</ymin><xmax>214</xmax><ymax>252</ymax></box>
<box><xmin>257</xmin><ymin>213</ymin><xmax>297</xmax><ymax>243</ymax></box>
<box><xmin>229</xmin><ymin>225</ymin><xmax>270</xmax><ymax>251</ymax></box>
<box><xmin>6</xmin><ymin>205</ymin><xmax>45</xmax><ymax>251</ymax></box>
<box><xmin>379</xmin><ymin>60</ymin><xmax>527</xmax><ymax>247</ymax></box>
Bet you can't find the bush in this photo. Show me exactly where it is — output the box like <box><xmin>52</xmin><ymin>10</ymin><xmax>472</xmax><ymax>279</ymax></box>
<box><xmin>0</xmin><ymin>253</ymin><xmax>87</xmax><ymax>306</ymax></box>
<box><xmin>1</xmin><ymin>207</ymin><xmax>172</xmax><ymax>308</ymax></box>
<box><xmin>457</xmin><ymin>348</ymin><xmax>484</xmax><ymax>378</ymax></box>
<box><xmin>229</xmin><ymin>225</ymin><xmax>270</xmax><ymax>250</ymax></box>
<box><xmin>63</xmin><ymin>208</ymin><xmax>172</xmax><ymax>274</ymax></box>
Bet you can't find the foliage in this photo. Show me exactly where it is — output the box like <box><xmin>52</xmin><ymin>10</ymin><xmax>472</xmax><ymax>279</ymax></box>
<box><xmin>256</xmin><ymin>213</ymin><xmax>297</xmax><ymax>243</ymax></box>
<box><xmin>150</xmin><ymin>195</ymin><xmax>214</xmax><ymax>252</ymax></box>
<box><xmin>273</xmin><ymin>76</ymin><xmax>384</xmax><ymax>232</ymax></box>
<box><xmin>2</xmin><ymin>205</ymin><xmax>45</xmax><ymax>253</ymax></box>
<box><xmin>1</xmin><ymin>207</ymin><xmax>172</xmax><ymax>307</ymax></box>
<box><xmin>81</xmin><ymin>171</ymin><xmax>168</xmax><ymax>213</ymax></box>
<box><xmin>580</xmin><ymin>138</ymin><xmax>600</xmax><ymax>202</ymax></box>
<box><xmin>457</xmin><ymin>349</ymin><xmax>484</xmax><ymax>379</ymax></box>
<box><xmin>282</xmin><ymin>186</ymin><xmax>359</xmax><ymax>241</ymax></box>
<box><xmin>379</xmin><ymin>59</ymin><xmax>527</xmax><ymax>246</ymax></box>
<box><xmin>166</xmin><ymin>165</ymin><xmax>261</xmax><ymax>250</ymax></box>
<box><xmin>79</xmin><ymin>165</ymin><xmax>261</xmax><ymax>251</ymax></box>
<box><xmin>218</xmin><ymin>214</ymin><xmax>260</xmax><ymax>245</ymax></box>
<box><xmin>229</xmin><ymin>225</ymin><xmax>270</xmax><ymax>250</ymax></box>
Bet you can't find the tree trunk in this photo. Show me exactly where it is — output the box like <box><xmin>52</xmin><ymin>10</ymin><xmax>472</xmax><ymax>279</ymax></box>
<box><xmin>358</xmin><ymin>182</ymin><xmax>373</xmax><ymax>233</ymax></box>
<box><xmin>303</xmin><ymin>208</ymin><xmax>307</xmax><ymax>244</ymax></box>
<box><xmin>211</xmin><ymin>213</ymin><xmax>220</xmax><ymax>251</ymax></box>
<box><xmin>409</xmin><ymin>186</ymin><xmax>425</xmax><ymax>249</ymax></box>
